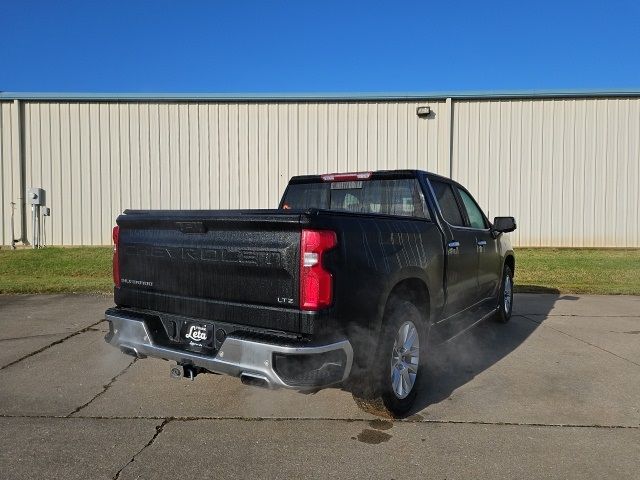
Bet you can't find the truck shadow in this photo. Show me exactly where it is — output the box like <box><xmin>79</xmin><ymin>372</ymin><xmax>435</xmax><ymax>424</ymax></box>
<box><xmin>409</xmin><ymin>292</ymin><xmax>570</xmax><ymax>416</ymax></box>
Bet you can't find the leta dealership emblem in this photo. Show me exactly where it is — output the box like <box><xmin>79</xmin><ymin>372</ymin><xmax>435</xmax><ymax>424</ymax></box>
<box><xmin>184</xmin><ymin>325</ymin><xmax>208</xmax><ymax>342</ymax></box>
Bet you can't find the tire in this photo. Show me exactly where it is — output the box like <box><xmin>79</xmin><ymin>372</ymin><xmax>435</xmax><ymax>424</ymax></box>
<box><xmin>351</xmin><ymin>297</ymin><xmax>427</xmax><ymax>418</ymax></box>
<box><xmin>495</xmin><ymin>265</ymin><xmax>514</xmax><ymax>323</ymax></box>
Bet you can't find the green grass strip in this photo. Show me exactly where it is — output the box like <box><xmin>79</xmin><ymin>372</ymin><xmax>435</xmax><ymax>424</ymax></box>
<box><xmin>0</xmin><ymin>246</ymin><xmax>638</xmax><ymax>295</ymax></box>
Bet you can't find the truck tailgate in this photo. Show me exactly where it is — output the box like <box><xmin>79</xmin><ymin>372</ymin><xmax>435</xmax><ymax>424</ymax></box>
<box><xmin>115</xmin><ymin>210</ymin><xmax>305</xmax><ymax>331</ymax></box>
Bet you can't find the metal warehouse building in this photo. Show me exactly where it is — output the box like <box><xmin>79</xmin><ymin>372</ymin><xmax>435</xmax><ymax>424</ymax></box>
<box><xmin>1</xmin><ymin>91</ymin><xmax>639</xmax><ymax>247</ymax></box>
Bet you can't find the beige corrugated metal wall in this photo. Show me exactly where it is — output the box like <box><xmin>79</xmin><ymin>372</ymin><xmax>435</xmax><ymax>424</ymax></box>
<box><xmin>0</xmin><ymin>102</ymin><xmax>20</xmax><ymax>247</ymax></box>
<box><xmin>452</xmin><ymin>98</ymin><xmax>640</xmax><ymax>247</ymax></box>
<box><xmin>1</xmin><ymin>96</ymin><xmax>638</xmax><ymax>247</ymax></box>
<box><xmin>13</xmin><ymin>100</ymin><xmax>450</xmax><ymax>246</ymax></box>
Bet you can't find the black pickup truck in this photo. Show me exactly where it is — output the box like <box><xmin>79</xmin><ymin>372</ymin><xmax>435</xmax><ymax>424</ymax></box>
<box><xmin>105</xmin><ymin>170</ymin><xmax>516</xmax><ymax>417</ymax></box>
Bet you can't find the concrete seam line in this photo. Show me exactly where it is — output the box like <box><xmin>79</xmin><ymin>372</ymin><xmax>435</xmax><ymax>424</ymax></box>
<box><xmin>0</xmin><ymin>319</ymin><xmax>105</xmax><ymax>371</ymax></box>
<box><xmin>0</xmin><ymin>414</ymin><xmax>637</xmax><ymax>430</ymax></box>
<box><xmin>513</xmin><ymin>314</ymin><xmax>543</xmax><ymax>324</ymax></box>
<box><xmin>0</xmin><ymin>332</ymin><xmax>73</xmax><ymax>342</ymax></box>
<box><xmin>519</xmin><ymin>314</ymin><xmax>640</xmax><ymax>368</ymax></box>
<box><xmin>112</xmin><ymin>418</ymin><xmax>170</xmax><ymax>480</ymax></box>
<box><xmin>66</xmin><ymin>357</ymin><xmax>137</xmax><ymax>418</ymax></box>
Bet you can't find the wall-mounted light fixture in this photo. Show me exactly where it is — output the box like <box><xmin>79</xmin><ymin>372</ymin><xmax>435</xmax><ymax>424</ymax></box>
<box><xmin>416</xmin><ymin>106</ymin><xmax>431</xmax><ymax>117</ymax></box>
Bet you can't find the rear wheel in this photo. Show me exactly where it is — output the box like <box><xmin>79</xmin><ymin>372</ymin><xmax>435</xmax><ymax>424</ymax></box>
<box><xmin>352</xmin><ymin>297</ymin><xmax>426</xmax><ymax>418</ymax></box>
<box><xmin>495</xmin><ymin>265</ymin><xmax>514</xmax><ymax>323</ymax></box>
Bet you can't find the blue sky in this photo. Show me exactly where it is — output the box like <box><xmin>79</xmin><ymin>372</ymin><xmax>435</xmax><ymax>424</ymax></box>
<box><xmin>2</xmin><ymin>1</ymin><xmax>639</xmax><ymax>93</ymax></box>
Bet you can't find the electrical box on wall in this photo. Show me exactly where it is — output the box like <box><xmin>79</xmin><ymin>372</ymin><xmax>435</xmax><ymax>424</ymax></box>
<box><xmin>28</xmin><ymin>187</ymin><xmax>46</xmax><ymax>206</ymax></box>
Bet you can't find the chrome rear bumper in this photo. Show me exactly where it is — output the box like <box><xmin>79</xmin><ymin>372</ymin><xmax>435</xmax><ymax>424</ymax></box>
<box><xmin>104</xmin><ymin>310</ymin><xmax>353</xmax><ymax>390</ymax></box>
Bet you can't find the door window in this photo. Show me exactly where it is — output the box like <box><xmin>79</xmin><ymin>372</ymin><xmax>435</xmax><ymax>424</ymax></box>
<box><xmin>430</xmin><ymin>180</ymin><xmax>465</xmax><ymax>226</ymax></box>
<box><xmin>457</xmin><ymin>188</ymin><xmax>488</xmax><ymax>229</ymax></box>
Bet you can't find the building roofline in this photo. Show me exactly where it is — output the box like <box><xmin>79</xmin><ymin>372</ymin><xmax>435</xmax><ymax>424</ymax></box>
<box><xmin>1</xmin><ymin>89</ymin><xmax>640</xmax><ymax>102</ymax></box>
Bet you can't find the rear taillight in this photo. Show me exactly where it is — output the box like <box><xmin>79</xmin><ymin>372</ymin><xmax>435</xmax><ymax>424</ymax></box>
<box><xmin>300</xmin><ymin>229</ymin><xmax>337</xmax><ymax>311</ymax></box>
<box><xmin>112</xmin><ymin>226</ymin><xmax>120</xmax><ymax>288</ymax></box>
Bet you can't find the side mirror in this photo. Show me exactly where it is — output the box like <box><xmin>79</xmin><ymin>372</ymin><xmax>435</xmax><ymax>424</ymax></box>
<box><xmin>492</xmin><ymin>216</ymin><xmax>517</xmax><ymax>233</ymax></box>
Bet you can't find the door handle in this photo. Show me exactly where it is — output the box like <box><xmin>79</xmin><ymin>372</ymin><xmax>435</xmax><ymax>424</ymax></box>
<box><xmin>476</xmin><ymin>240</ymin><xmax>487</xmax><ymax>247</ymax></box>
<box><xmin>447</xmin><ymin>241</ymin><xmax>460</xmax><ymax>254</ymax></box>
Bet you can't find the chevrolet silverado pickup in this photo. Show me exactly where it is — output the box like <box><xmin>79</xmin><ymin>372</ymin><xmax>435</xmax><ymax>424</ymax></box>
<box><xmin>105</xmin><ymin>170</ymin><xmax>516</xmax><ymax>417</ymax></box>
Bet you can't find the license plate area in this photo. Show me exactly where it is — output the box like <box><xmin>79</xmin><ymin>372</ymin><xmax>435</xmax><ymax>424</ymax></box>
<box><xmin>180</xmin><ymin>321</ymin><xmax>215</xmax><ymax>354</ymax></box>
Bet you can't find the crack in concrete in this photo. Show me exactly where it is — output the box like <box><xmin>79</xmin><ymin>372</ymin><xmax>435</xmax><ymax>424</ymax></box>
<box><xmin>0</xmin><ymin>413</ymin><xmax>637</xmax><ymax>430</ymax></box>
<box><xmin>112</xmin><ymin>418</ymin><xmax>170</xmax><ymax>480</ymax></box>
<box><xmin>519</xmin><ymin>314</ymin><xmax>640</xmax><ymax>368</ymax></box>
<box><xmin>67</xmin><ymin>358</ymin><xmax>137</xmax><ymax>418</ymax></box>
<box><xmin>0</xmin><ymin>319</ymin><xmax>105</xmax><ymax>371</ymax></box>
<box><xmin>0</xmin><ymin>333</ymin><xmax>68</xmax><ymax>342</ymax></box>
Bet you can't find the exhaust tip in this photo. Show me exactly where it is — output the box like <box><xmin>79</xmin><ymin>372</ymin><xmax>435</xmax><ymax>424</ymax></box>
<box><xmin>120</xmin><ymin>346</ymin><xmax>145</xmax><ymax>359</ymax></box>
<box><xmin>240</xmin><ymin>373</ymin><xmax>270</xmax><ymax>389</ymax></box>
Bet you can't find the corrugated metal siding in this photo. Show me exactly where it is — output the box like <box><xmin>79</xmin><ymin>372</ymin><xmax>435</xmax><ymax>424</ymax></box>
<box><xmin>1</xmin><ymin>97</ymin><xmax>638</xmax><ymax>247</ymax></box>
<box><xmin>452</xmin><ymin>98</ymin><xmax>640</xmax><ymax>247</ymax></box>
<box><xmin>17</xmin><ymin>100</ymin><xmax>448</xmax><ymax>245</ymax></box>
<box><xmin>0</xmin><ymin>102</ymin><xmax>19</xmax><ymax>246</ymax></box>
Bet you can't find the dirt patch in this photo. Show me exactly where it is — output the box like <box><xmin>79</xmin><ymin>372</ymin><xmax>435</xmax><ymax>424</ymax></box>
<box><xmin>356</xmin><ymin>429</ymin><xmax>392</xmax><ymax>444</ymax></box>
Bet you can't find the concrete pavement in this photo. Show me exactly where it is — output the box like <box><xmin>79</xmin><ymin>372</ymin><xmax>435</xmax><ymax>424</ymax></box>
<box><xmin>0</xmin><ymin>293</ymin><xmax>638</xmax><ymax>479</ymax></box>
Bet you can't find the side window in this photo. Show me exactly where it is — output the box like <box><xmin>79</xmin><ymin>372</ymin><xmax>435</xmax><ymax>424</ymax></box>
<box><xmin>386</xmin><ymin>179</ymin><xmax>430</xmax><ymax>219</ymax></box>
<box><xmin>430</xmin><ymin>180</ymin><xmax>465</xmax><ymax>227</ymax></box>
<box><xmin>457</xmin><ymin>188</ymin><xmax>488</xmax><ymax>229</ymax></box>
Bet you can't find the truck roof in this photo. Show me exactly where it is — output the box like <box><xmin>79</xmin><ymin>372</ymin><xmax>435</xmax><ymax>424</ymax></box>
<box><xmin>288</xmin><ymin>169</ymin><xmax>455</xmax><ymax>185</ymax></box>
<box><xmin>288</xmin><ymin>169</ymin><xmax>423</xmax><ymax>184</ymax></box>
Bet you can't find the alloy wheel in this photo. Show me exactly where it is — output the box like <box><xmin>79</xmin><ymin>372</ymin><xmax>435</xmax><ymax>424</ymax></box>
<box><xmin>390</xmin><ymin>320</ymin><xmax>420</xmax><ymax>399</ymax></box>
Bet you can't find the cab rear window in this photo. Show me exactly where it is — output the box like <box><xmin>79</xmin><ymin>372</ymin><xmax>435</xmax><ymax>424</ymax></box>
<box><xmin>281</xmin><ymin>179</ymin><xmax>429</xmax><ymax>219</ymax></box>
